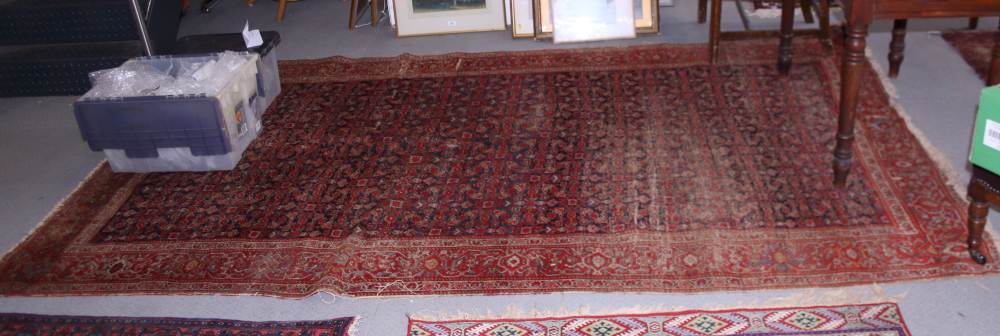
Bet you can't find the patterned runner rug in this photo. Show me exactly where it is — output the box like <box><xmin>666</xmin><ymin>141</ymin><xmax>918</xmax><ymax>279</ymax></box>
<box><xmin>941</xmin><ymin>30</ymin><xmax>995</xmax><ymax>83</ymax></box>
<box><xmin>0</xmin><ymin>314</ymin><xmax>355</xmax><ymax>336</ymax></box>
<box><xmin>409</xmin><ymin>304</ymin><xmax>910</xmax><ymax>336</ymax></box>
<box><xmin>1</xmin><ymin>37</ymin><xmax>998</xmax><ymax>298</ymax></box>
<box><xmin>409</xmin><ymin>299</ymin><xmax>909</xmax><ymax>336</ymax></box>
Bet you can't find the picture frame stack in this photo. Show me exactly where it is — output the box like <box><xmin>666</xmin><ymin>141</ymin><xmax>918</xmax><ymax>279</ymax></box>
<box><xmin>389</xmin><ymin>0</ymin><xmax>660</xmax><ymax>41</ymax></box>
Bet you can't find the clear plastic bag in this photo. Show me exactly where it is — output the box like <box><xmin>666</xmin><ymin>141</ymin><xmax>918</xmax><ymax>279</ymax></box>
<box><xmin>86</xmin><ymin>51</ymin><xmax>251</xmax><ymax>98</ymax></box>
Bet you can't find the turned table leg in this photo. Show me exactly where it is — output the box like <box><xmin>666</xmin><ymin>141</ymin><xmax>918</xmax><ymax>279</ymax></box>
<box><xmin>968</xmin><ymin>182</ymin><xmax>990</xmax><ymax>265</ymax></box>
<box><xmin>888</xmin><ymin>19</ymin><xmax>907</xmax><ymax>78</ymax></box>
<box><xmin>834</xmin><ymin>23</ymin><xmax>868</xmax><ymax>189</ymax></box>
<box><xmin>777</xmin><ymin>0</ymin><xmax>795</xmax><ymax>78</ymax></box>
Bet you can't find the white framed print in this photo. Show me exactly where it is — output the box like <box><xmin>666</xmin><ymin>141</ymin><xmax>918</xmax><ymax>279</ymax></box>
<box><xmin>394</xmin><ymin>0</ymin><xmax>507</xmax><ymax>37</ymax></box>
<box><xmin>551</xmin><ymin>0</ymin><xmax>636</xmax><ymax>44</ymax></box>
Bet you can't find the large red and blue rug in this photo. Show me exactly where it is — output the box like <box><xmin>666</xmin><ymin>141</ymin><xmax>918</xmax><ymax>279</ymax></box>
<box><xmin>408</xmin><ymin>302</ymin><xmax>910</xmax><ymax>336</ymax></box>
<box><xmin>0</xmin><ymin>314</ymin><xmax>354</xmax><ymax>336</ymax></box>
<box><xmin>1</xmin><ymin>37</ymin><xmax>998</xmax><ymax>298</ymax></box>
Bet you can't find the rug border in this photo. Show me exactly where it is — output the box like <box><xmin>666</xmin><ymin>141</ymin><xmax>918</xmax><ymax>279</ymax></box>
<box><xmin>0</xmin><ymin>159</ymin><xmax>110</xmax><ymax>266</ymax></box>
<box><xmin>862</xmin><ymin>47</ymin><xmax>1000</xmax><ymax>253</ymax></box>
<box><xmin>407</xmin><ymin>285</ymin><xmax>905</xmax><ymax>322</ymax></box>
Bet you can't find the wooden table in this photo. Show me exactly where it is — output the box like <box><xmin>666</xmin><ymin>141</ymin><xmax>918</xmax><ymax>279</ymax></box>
<box><xmin>829</xmin><ymin>0</ymin><xmax>1000</xmax><ymax>189</ymax></box>
<box><xmin>791</xmin><ymin>0</ymin><xmax>1000</xmax><ymax>263</ymax></box>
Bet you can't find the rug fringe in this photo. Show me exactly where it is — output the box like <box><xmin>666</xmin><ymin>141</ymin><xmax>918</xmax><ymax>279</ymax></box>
<box><xmin>408</xmin><ymin>285</ymin><xmax>903</xmax><ymax>322</ymax></box>
<box><xmin>346</xmin><ymin>315</ymin><xmax>362</xmax><ymax>336</ymax></box>
<box><xmin>863</xmin><ymin>48</ymin><xmax>1000</xmax><ymax>256</ymax></box>
<box><xmin>0</xmin><ymin>159</ymin><xmax>107</xmax><ymax>262</ymax></box>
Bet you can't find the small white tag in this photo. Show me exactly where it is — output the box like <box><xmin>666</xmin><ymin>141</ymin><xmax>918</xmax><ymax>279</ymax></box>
<box><xmin>242</xmin><ymin>21</ymin><xmax>263</xmax><ymax>48</ymax></box>
<box><xmin>985</xmin><ymin>119</ymin><xmax>1000</xmax><ymax>151</ymax></box>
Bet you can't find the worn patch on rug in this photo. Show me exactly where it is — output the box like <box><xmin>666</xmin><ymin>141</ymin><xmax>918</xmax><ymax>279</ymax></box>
<box><xmin>0</xmin><ymin>314</ymin><xmax>355</xmax><ymax>336</ymax></box>
<box><xmin>1</xmin><ymin>38</ymin><xmax>997</xmax><ymax>298</ymax></box>
<box><xmin>408</xmin><ymin>302</ymin><xmax>910</xmax><ymax>336</ymax></box>
<box><xmin>941</xmin><ymin>30</ymin><xmax>994</xmax><ymax>84</ymax></box>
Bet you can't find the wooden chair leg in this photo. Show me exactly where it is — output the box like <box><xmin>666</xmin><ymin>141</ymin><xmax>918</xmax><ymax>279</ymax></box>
<box><xmin>970</xmin><ymin>17</ymin><xmax>980</xmax><ymax>30</ymax></box>
<box><xmin>698</xmin><ymin>0</ymin><xmax>708</xmax><ymax>24</ymax></box>
<box><xmin>778</xmin><ymin>0</ymin><xmax>795</xmax><ymax>78</ymax></box>
<box><xmin>816</xmin><ymin>0</ymin><xmax>832</xmax><ymax>56</ymax></box>
<box><xmin>277</xmin><ymin>0</ymin><xmax>287</xmax><ymax>21</ymax></box>
<box><xmin>800</xmin><ymin>0</ymin><xmax>814</xmax><ymax>24</ymax></box>
<box><xmin>349</xmin><ymin>0</ymin><xmax>359</xmax><ymax>29</ymax></box>
<box><xmin>968</xmin><ymin>182</ymin><xmax>990</xmax><ymax>265</ymax></box>
<box><xmin>708</xmin><ymin>0</ymin><xmax>722</xmax><ymax>63</ymax></box>
<box><xmin>370</xmin><ymin>0</ymin><xmax>382</xmax><ymax>28</ymax></box>
<box><xmin>888</xmin><ymin>19</ymin><xmax>907</xmax><ymax>78</ymax></box>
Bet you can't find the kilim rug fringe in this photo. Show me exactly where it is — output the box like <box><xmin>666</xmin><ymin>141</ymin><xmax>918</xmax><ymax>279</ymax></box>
<box><xmin>861</xmin><ymin>48</ymin><xmax>1000</xmax><ymax>251</ymax></box>
<box><xmin>409</xmin><ymin>285</ymin><xmax>902</xmax><ymax>321</ymax></box>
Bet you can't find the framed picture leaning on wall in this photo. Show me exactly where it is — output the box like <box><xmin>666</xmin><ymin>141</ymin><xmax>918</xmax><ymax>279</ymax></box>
<box><xmin>634</xmin><ymin>0</ymin><xmax>659</xmax><ymax>35</ymax></box>
<box><xmin>551</xmin><ymin>0</ymin><xmax>635</xmax><ymax>44</ymax></box>
<box><xmin>534</xmin><ymin>0</ymin><xmax>655</xmax><ymax>40</ymax></box>
<box><xmin>394</xmin><ymin>0</ymin><xmax>506</xmax><ymax>37</ymax></box>
<box><xmin>511</xmin><ymin>0</ymin><xmax>535</xmax><ymax>38</ymax></box>
<box><xmin>532</xmin><ymin>0</ymin><xmax>553</xmax><ymax>40</ymax></box>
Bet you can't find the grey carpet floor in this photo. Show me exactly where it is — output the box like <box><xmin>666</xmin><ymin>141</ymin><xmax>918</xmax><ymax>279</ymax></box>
<box><xmin>1</xmin><ymin>0</ymin><xmax>998</xmax><ymax>334</ymax></box>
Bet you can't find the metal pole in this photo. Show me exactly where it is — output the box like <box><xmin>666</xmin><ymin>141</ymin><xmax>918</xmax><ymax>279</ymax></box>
<box><xmin>128</xmin><ymin>0</ymin><xmax>156</xmax><ymax>56</ymax></box>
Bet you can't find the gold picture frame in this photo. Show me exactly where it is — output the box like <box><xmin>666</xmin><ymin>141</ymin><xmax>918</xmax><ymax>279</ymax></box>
<box><xmin>394</xmin><ymin>0</ymin><xmax>506</xmax><ymax>37</ymax></box>
<box><xmin>511</xmin><ymin>0</ymin><xmax>535</xmax><ymax>38</ymax></box>
<box><xmin>531</xmin><ymin>0</ymin><xmax>553</xmax><ymax>40</ymax></box>
<box><xmin>634</xmin><ymin>0</ymin><xmax>660</xmax><ymax>35</ymax></box>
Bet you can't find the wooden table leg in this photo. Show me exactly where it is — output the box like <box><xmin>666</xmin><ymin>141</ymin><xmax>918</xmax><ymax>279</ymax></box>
<box><xmin>968</xmin><ymin>182</ymin><xmax>990</xmax><ymax>265</ymax></box>
<box><xmin>777</xmin><ymin>0</ymin><xmax>795</xmax><ymax>78</ymax></box>
<box><xmin>834</xmin><ymin>23</ymin><xmax>868</xmax><ymax>189</ymax></box>
<box><xmin>988</xmin><ymin>21</ymin><xmax>1000</xmax><ymax>86</ymax></box>
<box><xmin>708</xmin><ymin>0</ymin><xmax>722</xmax><ymax>64</ymax></box>
<box><xmin>888</xmin><ymin>19</ymin><xmax>907</xmax><ymax>78</ymax></box>
<box><xmin>698</xmin><ymin>0</ymin><xmax>708</xmax><ymax>24</ymax></box>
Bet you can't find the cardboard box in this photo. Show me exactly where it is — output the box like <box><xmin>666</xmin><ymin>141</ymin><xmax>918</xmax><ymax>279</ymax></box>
<box><xmin>971</xmin><ymin>85</ymin><xmax>1000</xmax><ymax>175</ymax></box>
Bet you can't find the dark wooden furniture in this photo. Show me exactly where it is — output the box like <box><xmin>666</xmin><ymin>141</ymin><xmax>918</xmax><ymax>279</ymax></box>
<box><xmin>703</xmin><ymin>0</ymin><xmax>833</xmax><ymax>67</ymax></box>
<box><xmin>968</xmin><ymin>165</ymin><xmax>1000</xmax><ymax>264</ymax></box>
<box><xmin>811</xmin><ymin>0</ymin><xmax>1000</xmax><ymax>264</ymax></box>
<box><xmin>826</xmin><ymin>0</ymin><xmax>1000</xmax><ymax>191</ymax></box>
